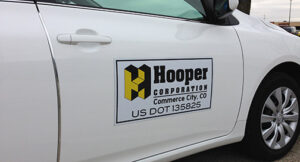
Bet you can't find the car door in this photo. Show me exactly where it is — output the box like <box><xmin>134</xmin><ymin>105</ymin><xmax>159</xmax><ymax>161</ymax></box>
<box><xmin>37</xmin><ymin>0</ymin><xmax>243</xmax><ymax>161</ymax></box>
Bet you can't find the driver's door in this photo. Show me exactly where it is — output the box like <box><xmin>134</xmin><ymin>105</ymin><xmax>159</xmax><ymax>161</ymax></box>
<box><xmin>37</xmin><ymin>0</ymin><xmax>243</xmax><ymax>161</ymax></box>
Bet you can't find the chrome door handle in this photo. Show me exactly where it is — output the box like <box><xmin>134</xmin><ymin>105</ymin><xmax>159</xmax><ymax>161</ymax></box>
<box><xmin>57</xmin><ymin>34</ymin><xmax>112</xmax><ymax>44</ymax></box>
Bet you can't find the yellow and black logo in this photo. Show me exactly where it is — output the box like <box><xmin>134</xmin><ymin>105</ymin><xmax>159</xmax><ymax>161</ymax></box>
<box><xmin>124</xmin><ymin>64</ymin><xmax>151</xmax><ymax>101</ymax></box>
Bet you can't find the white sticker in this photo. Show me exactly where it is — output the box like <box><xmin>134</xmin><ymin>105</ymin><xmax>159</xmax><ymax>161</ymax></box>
<box><xmin>115</xmin><ymin>58</ymin><xmax>213</xmax><ymax>124</ymax></box>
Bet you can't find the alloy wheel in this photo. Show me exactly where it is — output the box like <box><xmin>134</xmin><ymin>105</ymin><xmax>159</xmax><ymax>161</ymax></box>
<box><xmin>261</xmin><ymin>87</ymin><xmax>299</xmax><ymax>150</ymax></box>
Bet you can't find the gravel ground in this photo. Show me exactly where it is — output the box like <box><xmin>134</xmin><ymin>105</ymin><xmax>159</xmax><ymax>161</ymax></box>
<box><xmin>277</xmin><ymin>137</ymin><xmax>300</xmax><ymax>162</ymax></box>
<box><xmin>176</xmin><ymin>137</ymin><xmax>300</xmax><ymax>162</ymax></box>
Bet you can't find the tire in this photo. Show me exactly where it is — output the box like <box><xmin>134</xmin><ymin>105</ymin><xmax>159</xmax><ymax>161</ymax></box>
<box><xmin>242</xmin><ymin>72</ymin><xmax>300</xmax><ymax>161</ymax></box>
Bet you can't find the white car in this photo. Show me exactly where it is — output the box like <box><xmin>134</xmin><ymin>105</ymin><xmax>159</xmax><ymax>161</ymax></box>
<box><xmin>1</xmin><ymin>0</ymin><xmax>300</xmax><ymax>162</ymax></box>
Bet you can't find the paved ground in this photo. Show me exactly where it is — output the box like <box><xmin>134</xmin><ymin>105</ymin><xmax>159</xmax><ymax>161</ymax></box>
<box><xmin>176</xmin><ymin>137</ymin><xmax>300</xmax><ymax>162</ymax></box>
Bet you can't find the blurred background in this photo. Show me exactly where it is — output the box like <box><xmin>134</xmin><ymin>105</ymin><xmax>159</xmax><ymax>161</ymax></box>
<box><xmin>238</xmin><ymin>0</ymin><xmax>300</xmax><ymax>36</ymax></box>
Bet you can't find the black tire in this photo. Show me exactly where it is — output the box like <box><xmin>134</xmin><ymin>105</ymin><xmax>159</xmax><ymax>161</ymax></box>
<box><xmin>242</xmin><ymin>72</ymin><xmax>300</xmax><ymax>161</ymax></box>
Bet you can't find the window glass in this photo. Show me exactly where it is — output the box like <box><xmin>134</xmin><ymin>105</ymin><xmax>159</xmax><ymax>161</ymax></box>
<box><xmin>48</xmin><ymin>0</ymin><xmax>204</xmax><ymax>20</ymax></box>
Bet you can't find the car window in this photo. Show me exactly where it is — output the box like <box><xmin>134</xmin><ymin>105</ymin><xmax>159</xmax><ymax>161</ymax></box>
<box><xmin>43</xmin><ymin>0</ymin><xmax>204</xmax><ymax>20</ymax></box>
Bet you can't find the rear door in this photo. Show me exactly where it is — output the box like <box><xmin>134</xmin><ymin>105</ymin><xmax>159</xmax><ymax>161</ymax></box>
<box><xmin>37</xmin><ymin>0</ymin><xmax>243</xmax><ymax>161</ymax></box>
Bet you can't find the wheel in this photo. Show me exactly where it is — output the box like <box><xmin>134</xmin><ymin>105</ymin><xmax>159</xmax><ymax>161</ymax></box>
<box><xmin>242</xmin><ymin>72</ymin><xmax>300</xmax><ymax>161</ymax></box>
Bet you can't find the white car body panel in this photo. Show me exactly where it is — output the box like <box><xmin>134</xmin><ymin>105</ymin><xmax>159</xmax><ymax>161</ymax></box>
<box><xmin>0</xmin><ymin>1</ymin><xmax>300</xmax><ymax>162</ymax></box>
<box><xmin>233</xmin><ymin>11</ymin><xmax>300</xmax><ymax>122</ymax></box>
<box><xmin>137</xmin><ymin>120</ymin><xmax>246</xmax><ymax>162</ymax></box>
<box><xmin>0</xmin><ymin>1</ymin><xmax>58</xmax><ymax>162</ymax></box>
<box><xmin>38</xmin><ymin>4</ymin><xmax>243</xmax><ymax>162</ymax></box>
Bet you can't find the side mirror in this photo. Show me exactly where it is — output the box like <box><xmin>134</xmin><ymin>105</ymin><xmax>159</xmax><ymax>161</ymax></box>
<box><xmin>202</xmin><ymin>0</ymin><xmax>239</xmax><ymax>23</ymax></box>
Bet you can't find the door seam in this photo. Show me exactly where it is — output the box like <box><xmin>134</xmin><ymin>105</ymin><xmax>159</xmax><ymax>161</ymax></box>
<box><xmin>231</xmin><ymin>26</ymin><xmax>246</xmax><ymax>131</ymax></box>
<box><xmin>35</xmin><ymin>3</ymin><xmax>62</xmax><ymax>162</ymax></box>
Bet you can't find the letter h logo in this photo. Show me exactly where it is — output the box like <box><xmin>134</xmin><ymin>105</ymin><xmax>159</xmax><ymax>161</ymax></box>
<box><xmin>124</xmin><ymin>64</ymin><xmax>151</xmax><ymax>101</ymax></box>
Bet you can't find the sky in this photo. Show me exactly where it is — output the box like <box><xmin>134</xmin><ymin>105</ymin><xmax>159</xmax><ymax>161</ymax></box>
<box><xmin>251</xmin><ymin>0</ymin><xmax>300</xmax><ymax>22</ymax></box>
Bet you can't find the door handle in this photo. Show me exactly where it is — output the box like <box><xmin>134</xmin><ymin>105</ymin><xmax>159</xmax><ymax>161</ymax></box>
<box><xmin>57</xmin><ymin>34</ymin><xmax>112</xmax><ymax>44</ymax></box>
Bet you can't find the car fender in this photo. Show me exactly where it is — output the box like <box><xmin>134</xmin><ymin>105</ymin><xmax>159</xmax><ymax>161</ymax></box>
<box><xmin>233</xmin><ymin>11</ymin><xmax>300</xmax><ymax>125</ymax></box>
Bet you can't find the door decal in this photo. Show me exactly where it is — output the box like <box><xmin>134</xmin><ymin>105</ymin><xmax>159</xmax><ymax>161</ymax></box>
<box><xmin>115</xmin><ymin>58</ymin><xmax>213</xmax><ymax>124</ymax></box>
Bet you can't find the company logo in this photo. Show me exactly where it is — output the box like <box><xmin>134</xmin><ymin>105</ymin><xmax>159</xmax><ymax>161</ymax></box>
<box><xmin>124</xmin><ymin>64</ymin><xmax>151</xmax><ymax>101</ymax></box>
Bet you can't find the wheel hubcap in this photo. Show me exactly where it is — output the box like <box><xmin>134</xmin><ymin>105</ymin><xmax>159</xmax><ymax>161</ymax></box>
<box><xmin>261</xmin><ymin>87</ymin><xmax>299</xmax><ymax>150</ymax></box>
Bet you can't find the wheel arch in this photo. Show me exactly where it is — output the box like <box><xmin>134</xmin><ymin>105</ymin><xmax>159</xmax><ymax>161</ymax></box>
<box><xmin>247</xmin><ymin>62</ymin><xmax>300</xmax><ymax>119</ymax></box>
<box><xmin>262</xmin><ymin>62</ymin><xmax>300</xmax><ymax>87</ymax></box>
<box><xmin>244</xmin><ymin>61</ymin><xmax>300</xmax><ymax>121</ymax></box>
<box><xmin>236</xmin><ymin>61</ymin><xmax>300</xmax><ymax>138</ymax></box>
<box><xmin>241</xmin><ymin>61</ymin><xmax>300</xmax><ymax>119</ymax></box>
